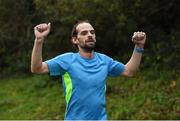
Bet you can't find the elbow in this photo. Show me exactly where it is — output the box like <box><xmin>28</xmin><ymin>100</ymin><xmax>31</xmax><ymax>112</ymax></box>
<box><xmin>127</xmin><ymin>71</ymin><xmax>135</xmax><ymax>77</ymax></box>
<box><xmin>31</xmin><ymin>67</ymin><xmax>36</xmax><ymax>73</ymax></box>
<box><xmin>127</xmin><ymin>69</ymin><xmax>138</xmax><ymax>77</ymax></box>
<box><xmin>31</xmin><ymin>62</ymin><xmax>47</xmax><ymax>74</ymax></box>
<box><xmin>123</xmin><ymin>66</ymin><xmax>138</xmax><ymax>77</ymax></box>
<box><xmin>124</xmin><ymin>70</ymin><xmax>134</xmax><ymax>77</ymax></box>
<box><xmin>31</xmin><ymin>66</ymin><xmax>39</xmax><ymax>74</ymax></box>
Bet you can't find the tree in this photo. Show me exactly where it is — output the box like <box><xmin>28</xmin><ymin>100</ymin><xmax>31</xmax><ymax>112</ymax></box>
<box><xmin>0</xmin><ymin>0</ymin><xmax>179</xmax><ymax>77</ymax></box>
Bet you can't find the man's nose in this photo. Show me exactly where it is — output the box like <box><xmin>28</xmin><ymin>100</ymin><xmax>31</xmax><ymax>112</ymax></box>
<box><xmin>87</xmin><ymin>31</ymin><xmax>92</xmax><ymax>36</ymax></box>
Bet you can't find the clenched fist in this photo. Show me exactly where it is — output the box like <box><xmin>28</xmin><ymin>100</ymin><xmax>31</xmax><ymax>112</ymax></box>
<box><xmin>34</xmin><ymin>23</ymin><xmax>51</xmax><ymax>42</ymax></box>
<box><xmin>132</xmin><ymin>31</ymin><xmax>146</xmax><ymax>48</ymax></box>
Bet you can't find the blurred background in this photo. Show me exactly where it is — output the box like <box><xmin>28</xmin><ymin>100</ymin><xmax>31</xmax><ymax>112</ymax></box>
<box><xmin>0</xmin><ymin>0</ymin><xmax>179</xmax><ymax>120</ymax></box>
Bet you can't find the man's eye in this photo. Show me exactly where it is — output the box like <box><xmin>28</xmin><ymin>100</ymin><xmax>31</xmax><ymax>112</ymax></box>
<box><xmin>90</xmin><ymin>30</ymin><xmax>95</xmax><ymax>34</ymax></box>
<box><xmin>81</xmin><ymin>31</ymin><xmax>88</xmax><ymax>35</ymax></box>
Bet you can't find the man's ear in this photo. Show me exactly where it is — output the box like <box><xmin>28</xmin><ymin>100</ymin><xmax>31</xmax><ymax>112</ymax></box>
<box><xmin>71</xmin><ymin>37</ymin><xmax>78</xmax><ymax>44</ymax></box>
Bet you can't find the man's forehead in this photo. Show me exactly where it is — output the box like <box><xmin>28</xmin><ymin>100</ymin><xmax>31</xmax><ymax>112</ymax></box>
<box><xmin>76</xmin><ymin>22</ymin><xmax>94</xmax><ymax>32</ymax></box>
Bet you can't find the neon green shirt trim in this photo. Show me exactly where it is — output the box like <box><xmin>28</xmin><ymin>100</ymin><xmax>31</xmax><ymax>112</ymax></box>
<box><xmin>63</xmin><ymin>72</ymin><xmax>73</xmax><ymax>103</ymax></box>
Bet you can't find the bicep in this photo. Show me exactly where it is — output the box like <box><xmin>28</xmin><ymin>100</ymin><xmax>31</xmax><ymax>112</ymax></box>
<box><xmin>39</xmin><ymin>62</ymin><xmax>49</xmax><ymax>74</ymax></box>
<box><xmin>121</xmin><ymin>65</ymin><xmax>133</xmax><ymax>77</ymax></box>
<box><xmin>121</xmin><ymin>66</ymin><xmax>128</xmax><ymax>76</ymax></box>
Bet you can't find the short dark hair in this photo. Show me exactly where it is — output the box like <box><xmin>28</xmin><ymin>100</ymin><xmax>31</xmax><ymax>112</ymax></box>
<box><xmin>71</xmin><ymin>20</ymin><xmax>90</xmax><ymax>37</ymax></box>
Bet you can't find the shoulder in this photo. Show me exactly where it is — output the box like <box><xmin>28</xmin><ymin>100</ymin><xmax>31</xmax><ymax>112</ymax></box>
<box><xmin>54</xmin><ymin>52</ymin><xmax>76</xmax><ymax>60</ymax></box>
<box><xmin>47</xmin><ymin>52</ymin><xmax>77</xmax><ymax>64</ymax></box>
<box><xmin>95</xmin><ymin>52</ymin><xmax>112</xmax><ymax>60</ymax></box>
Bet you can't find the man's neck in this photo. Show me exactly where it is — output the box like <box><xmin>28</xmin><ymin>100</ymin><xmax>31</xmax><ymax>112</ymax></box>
<box><xmin>79</xmin><ymin>48</ymin><xmax>94</xmax><ymax>59</ymax></box>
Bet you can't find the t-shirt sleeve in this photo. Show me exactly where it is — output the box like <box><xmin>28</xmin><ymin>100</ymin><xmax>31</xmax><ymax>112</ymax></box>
<box><xmin>107</xmin><ymin>56</ymin><xmax>125</xmax><ymax>77</ymax></box>
<box><xmin>45</xmin><ymin>53</ymin><xmax>71</xmax><ymax>76</ymax></box>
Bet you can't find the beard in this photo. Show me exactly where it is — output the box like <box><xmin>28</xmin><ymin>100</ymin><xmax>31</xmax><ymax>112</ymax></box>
<box><xmin>79</xmin><ymin>39</ymin><xmax>96</xmax><ymax>52</ymax></box>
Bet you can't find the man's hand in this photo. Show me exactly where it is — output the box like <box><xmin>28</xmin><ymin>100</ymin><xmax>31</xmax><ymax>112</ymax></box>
<box><xmin>34</xmin><ymin>23</ymin><xmax>51</xmax><ymax>42</ymax></box>
<box><xmin>132</xmin><ymin>31</ymin><xmax>146</xmax><ymax>48</ymax></box>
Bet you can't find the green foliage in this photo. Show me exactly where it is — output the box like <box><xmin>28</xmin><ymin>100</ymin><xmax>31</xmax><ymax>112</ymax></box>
<box><xmin>106</xmin><ymin>69</ymin><xmax>179</xmax><ymax>119</ymax></box>
<box><xmin>0</xmin><ymin>75</ymin><xmax>65</xmax><ymax>119</ymax></box>
<box><xmin>0</xmin><ymin>70</ymin><xmax>179</xmax><ymax>119</ymax></box>
<box><xmin>0</xmin><ymin>0</ymin><xmax>35</xmax><ymax>76</ymax></box>
<box><xmin>0</xmin><ymin>0</ymin><xmax>180</xmax><ymax>76</ymax></box>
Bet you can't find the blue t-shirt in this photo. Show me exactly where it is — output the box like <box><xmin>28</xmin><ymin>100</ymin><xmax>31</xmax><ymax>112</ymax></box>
<box><xmin>45</xmin><ymin>52</ymin><xmax>125</xmax><ymax>120</ymax></box>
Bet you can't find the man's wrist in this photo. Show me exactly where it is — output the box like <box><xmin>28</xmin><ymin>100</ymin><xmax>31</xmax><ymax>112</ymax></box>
<box><xmin>135</xmin><ymin>44</ymin><xmax>144</xmax><ymax>48</ymax></box>
<box><xmin>35</xmin><ymin>37</ymin><xmax>44</xmax><ymax>44</ymax></box>
<box><xmin>134</xmin><ymin>45</ymin><xmax>144</xmax><ymax>53</ymax></box>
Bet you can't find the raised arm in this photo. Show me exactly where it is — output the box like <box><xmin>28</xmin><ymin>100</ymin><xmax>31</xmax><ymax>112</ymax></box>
<box><xmin>122</xmin><ymin>31</ymin><xmax>146</xmax><ymax>77</ymax></box>
<box><xmin>31</xmin><ymin>23</ymin><xmax>51</xmax><ymax>74</ymax></box>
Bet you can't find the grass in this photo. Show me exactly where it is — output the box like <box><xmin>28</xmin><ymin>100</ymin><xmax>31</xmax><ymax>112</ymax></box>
<box><xmin>0</xmin><ymin>75</ymin><xmax>65</xmax><ymax>119</ymax></box>
<box><xmin>0</xmin><ymin>69</ymin><xmax>179</xmax><ymax>120</ymax></box>
<box><xmin>106</xmin><ymin>69</ymin><xmax>180</xmax><ymax>119</ymax></box>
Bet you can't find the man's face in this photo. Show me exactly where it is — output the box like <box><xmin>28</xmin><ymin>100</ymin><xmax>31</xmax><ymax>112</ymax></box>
<box><xmin>75</xmin><ymin>22</ymin><xmax>96</xmax><ymax>52</ymax></box>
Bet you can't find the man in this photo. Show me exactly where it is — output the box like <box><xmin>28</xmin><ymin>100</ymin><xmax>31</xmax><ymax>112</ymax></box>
<box><xmin>31</xmin><ymin>20</ymin><xmax>146</xmax><ymax>120</ymax></box>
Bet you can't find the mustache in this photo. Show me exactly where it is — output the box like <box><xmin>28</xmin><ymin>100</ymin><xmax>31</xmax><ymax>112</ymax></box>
<box><xmin>85</xmin><ymin>38</ymin><xmax>96</xmax><ymax>42</ymax></box>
